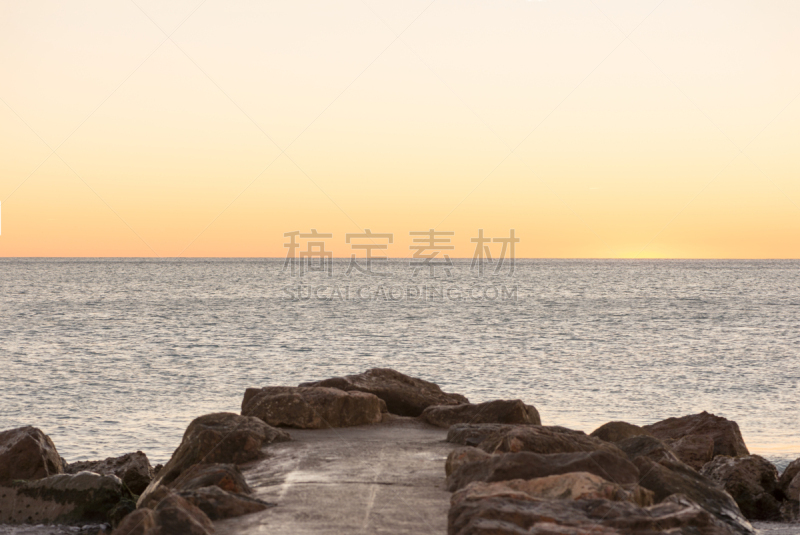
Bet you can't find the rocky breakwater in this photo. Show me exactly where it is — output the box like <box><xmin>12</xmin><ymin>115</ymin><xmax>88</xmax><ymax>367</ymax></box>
<box><xmin>4</xmin><ymin>369</ymin><xmax>800</xmax><ymax>534</ymax></box>
<box><xmin>445</xmin><ymin>411</ymin><xmax>800</xmax><ymax>534</ymax></box>
<box><xmin>0</xmin><ymin>426</ymin><xmax>151</xmax><ymax>527</ymax></box>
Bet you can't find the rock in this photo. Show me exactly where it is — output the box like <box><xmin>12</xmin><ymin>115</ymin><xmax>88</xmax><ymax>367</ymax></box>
<box><xmin>664</xmin><ymin>434</ymin><xmax>716</xmax><ymax>470</ymax></box>
<box><xmin>66</xmin><ymin>451</ymin><xmax>154</xmax><ymax>495</ymax></box>
<box><xmin>590</xmin><ymin>421</ymin><xmax>651</xmax><ymax>443</ymax></box>
<box><xmin>634</xmin><ymin>456</ymin><xmax>754</xmax><ymax>535</ymax></box>
<box><xmin>137</xmin><ymin>413</ymin><xmax>289</xmax><ymax>507</ymax></box>
<box><xmin>447</xmin><ymin>449</ymin><xmax>640</xmax><ymax>492</ymax></box>
<box><xmin>453</xmin><ymin>472</ymin><xmax>654</xmax><ymax>507</ymax></box>
<box><xmin>107</xmin><ymin>497</ymin><xmax>137</xmax><ymax>528</ymax></box>
<box><xmin>448</xmin><ymin>491</ymin><xmax>739</xmax><ymax>535</ymax></box>
<box><xmin>0</xmin><ymin>471</ymin><xmax>123</xmax><ymax>525</ymax></box>
<box><xmin>241</xmin><ymin>386</ymin><xmax>383</xmax><ymax>429</ymax></box>
<box><xmin>643</xmin><ymin>411</ymin><xmax>749</xmax><ymax>458</ymax></box>
<box><xmin>446</xmin><ymin>447</ymin><xmax>491</xmax><ymax>477</ymax></box>
<box><xmin>178</xmin><ymin>486</ymin><xmax>274</xmax><ymax>520</ymax></box>
<box><xmin>115</xmin><ymin>490</ymin><xmax>213</xmax><ymax>535</ymax></box>
<box><xmin>298</xmin><ymin>368</ymin><xmax>468</xmax><ymax>417</ymax></box>
<box><xmin>420</xmin><ymin>400</ymin><xmax>541</xmax><ymax>428</ymax></box>
<box><xmin>781</xmin><ymin>499</ymin><xmax>799</xmax><ymax>523</ymax></box>
<box><xmin>614</xmin><ymin>435</ymin><xmax>682</xmax><ymax>465</ymax></box>
<box><xmin>447</xmin><ymin>423</ymin><xmax>625</xmax><ymax>457</ymax></box>
<box><xmin>0</xmin><ymin>426</ymin><xmax>63</xmax><ymax>483</ymax></box>
<box><xmin>700</xmin><ymin>455</ymin><xmax>783</xmax><ymax>521</ymax></box>
<box><xmin>113</xmin><ymin>508</ymin><xmax>157</xmax><ymax>535</ymax></box>
<box><xmin>779</xmin><ymin>458</ymin><xmax>800</xmax><ymax>501</ymax></box>
<box><xmin>170</xmin><ymin>463</ymin><xmax>251</xmax><ymax>494</ymax></box>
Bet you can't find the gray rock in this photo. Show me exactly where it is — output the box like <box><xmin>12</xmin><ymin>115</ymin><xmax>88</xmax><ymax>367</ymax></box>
<box><xmin>0</xmin><ymin>471</ymin><xmax>122</xmax><ymax>525</ymax></box>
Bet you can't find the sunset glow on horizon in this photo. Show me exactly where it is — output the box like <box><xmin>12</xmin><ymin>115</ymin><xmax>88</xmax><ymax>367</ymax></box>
<box><xmin>1</xmin><ymin>1</ymin><xmax>799</xmax><ymax>259</ymax></box>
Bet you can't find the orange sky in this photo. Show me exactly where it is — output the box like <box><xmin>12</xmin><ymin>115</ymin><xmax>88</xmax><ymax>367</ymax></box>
<box><xmin>1</xmin><ymin>1</ymin><xmax>799</xmax><ymax>258</ymax></box>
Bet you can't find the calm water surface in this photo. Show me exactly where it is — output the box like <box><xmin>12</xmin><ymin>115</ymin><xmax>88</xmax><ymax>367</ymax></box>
<box><xmin>1</xmin><ymin>259</ymin><xmax>798</xmax><ymax>470</ymax></box>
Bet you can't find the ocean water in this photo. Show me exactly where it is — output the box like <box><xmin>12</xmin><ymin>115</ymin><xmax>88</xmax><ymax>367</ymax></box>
<box><xmin>1</xmin><ymin>259</ymin><xmax>798</xmax><ymax>471</ymax></box>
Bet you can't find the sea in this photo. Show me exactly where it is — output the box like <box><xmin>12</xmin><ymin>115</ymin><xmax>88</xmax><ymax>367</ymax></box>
<box><xmin>1</xmin><ymin>258</ymin><xmax>798</xmax><ymax>471</ymax></box>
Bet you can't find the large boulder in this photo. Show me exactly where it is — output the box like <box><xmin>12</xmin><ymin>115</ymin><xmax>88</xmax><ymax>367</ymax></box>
<box><xmin>137</xmin><ymin>413</ymin><xmax>289</xmax><ymax>507</ymax></box>
<box><xmin>241</xmin><ymin>386</ymin><xmax>383</xmax><ymax>429</ymax></box>
<box><xmin>614</xmin><ymin>435</ymin><xmax>683</xmax><ymax>465</ymax></box>
<box><xmin>447</xmin><ymin>423</ymin><xmax>625</xmax><ymax>457</ymax></box>
<box><xmin>0</xmin><ymin>471</ymin><xmax>123</xmax><ymax>525</ymax></box>
<box><xmin>170</xmin><ymin>463</ymin><xmax>251</xmax><ymax>494</ymax></box>
<box><xmin>634</xmin><ymin>456</ymin><xmax>754</xmax><ymax>535</ymax></box>
<box><xmin>298</xmin><ymin>368</ymin><xmax>468</xmax><ymax>416</ymax></box>
<box><xmin>590</xmin><ymin>421</ymin><xmax>651</xmax><ymax>443</ymax></box>
<box><xmin>447</xmin><ymin>449</ymin><xmax>640</xmax><ymax>492</ymax></box>
<box><xmin>643</xmin><ymin>411</ymin><xmax>749</xmax><ymax>458</ymax></box>
<box><xmin>664</xmin><ymin>434</ymin><xmax>716</xmax><ymax>470</ymax></box>
<box><xmin>448</xmin><ymin>492</ymin><xmax>739</xmax><ymax>535</ymax></box>
<box><xmin>779</xmin><ymin>458</ymin><xmax>800</xmax><ymax>501</ymax></box>
<box><xmin>179</xmin><ymin>486</ymin><xmax>273</xmax><ymax>520</ymax></box>
<box><xmin>66</xmin><ymin>451</ymin><xmax>154</xmax><ymax>495</ymax></box>
<box><xmin>0</xmin><ymin>426</ymin><xmax>63</xmax><ymax>483</ymax></box>
<box><xmin>453</xmin><ymin>472</ymin><xmax>654</xmax><ymax>507</ymax></box>
<box><xmin>700</xmin><ymin>455</ymin><xmax>783</xmax><ymax>521</ymax></box>
<box><xmin>420</xmin><ymin>400</ymin><xmax>540</xmax><ymax>428</ymax></box>
<box><xmin>115</xmin><ymin>489</ymin><xmax>213</xmax><ymax>535</ymax></box>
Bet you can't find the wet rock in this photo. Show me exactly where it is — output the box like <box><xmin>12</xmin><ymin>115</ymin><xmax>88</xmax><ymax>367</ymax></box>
<box><xmin>298</xmin><ymin>368</ymin><xmax>468</xmax><ymax>417</ymax></box>
<box><xmin>179</xmin><ymin>486</ymin><xmax>274</xmax><ymax>520</ymax></box>
<box><xmin>66</xmin><ymin>452</ymin><xmax>154</xmax><ymax>496</ymax></box>
<box><xmin>115</xmin><ymin>490</ymin><xmax>213</xmax><ymax>535</ymax></box>
<box><xmin>643</xmin><ymin>411</ymin><xmax>749</xmax><ymax>458</ymax></box>
<box><xmin>700</xmin><ymin>455</ymin><xmax>783</xmax><ymax>521</ymax></box>
<box><xmin>241</xmin><ymin>386</ymin><xmax>383</xmax><ymax>429</ymax></box>
<box><xmin>634</xmin><ymin>456</ymin><xmax>754</xmax><ymax>535</ymax></box>
<box><xmin>170</xmin><ymin>463</ymin><xmax>250</xmax><ymax>494</ymax></box>
<box><xmin>446</xmin><ymin>447</ymin><xmax>491</xmax><ymax>477</ymax></box>
<box><xmin>779</xmin><ymin>458</ymin><xmax>800</xmax><ymax>501</ymax></box>
<box><xmin>0</xmin><ymin>471</ymin><xmax>123</xmax><ymax>525</ymax></box>
<box><xmin>453</xmin><ymin>472</ymin><xmax>654</xmax><ymax>507</ymax></box>
<box><xmin>448</xmin><ymin>491</ymin><xmax>739</xmax><ymax>535</ymax></box>
<box><xmin>137</xmin><ymin>413</ymin><xmax>289</xmax><ymax>507</ymax></box>
<box><xmin>447</xmin><ymin>423</ymin><xmax>625</xmax><ymax>457</ymax></box>
<box><xmin>590</xmin><ymin>421</ymin><xmax>651</xmax><ymax>443</ymax></box>
<box><xmin>420</xmin><ymin>400</ymin><xmax>541</xmax><ymax>428</ymax></box>
<box><xmin>0</xmin><ymin>426</ymin><xmax>63</xmax><ymax>484</ymax></box>
<box><xmin>614</xmin><ymin>435</ymin><xmax>683</xmax><ymax>465</ymax></box>
<box><xmin>447</xmin><ymin>449</ymin><xmax>640</xmax><ymax>492</ymax></box>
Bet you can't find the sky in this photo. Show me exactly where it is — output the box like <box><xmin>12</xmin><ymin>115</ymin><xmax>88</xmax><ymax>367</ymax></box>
<box><xmin>1</xmin><ymin>0</ymin><xmax>799</xmax><ymax>258</ymax></box>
